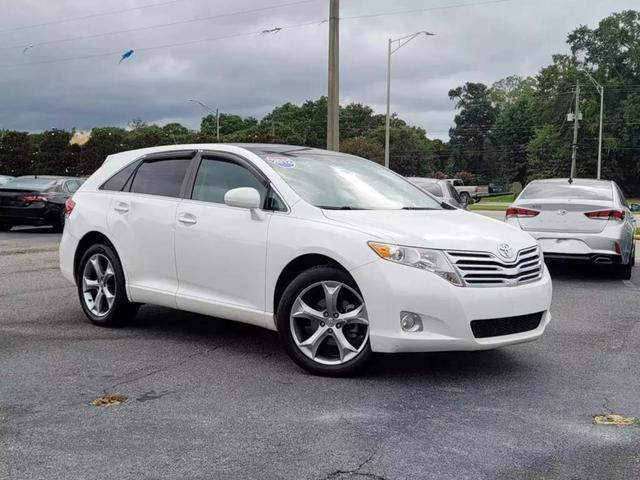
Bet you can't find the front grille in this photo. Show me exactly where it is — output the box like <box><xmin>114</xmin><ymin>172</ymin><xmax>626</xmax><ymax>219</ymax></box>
<box><xmin>470</xmin><ymin>312</ymin><xmax>544</xmax><ymax>338</ymax></box>
<box><xmin>447</xmin><ymin>246</ymin><xmax>542</xmax><ymax>287</ymax></box>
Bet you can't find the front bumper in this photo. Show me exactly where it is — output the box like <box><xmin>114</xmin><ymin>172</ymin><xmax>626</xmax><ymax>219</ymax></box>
<box><xmin>350</xmin><ymin>259</ymin><xmax>552</xmax><ymax>353</ymax></box>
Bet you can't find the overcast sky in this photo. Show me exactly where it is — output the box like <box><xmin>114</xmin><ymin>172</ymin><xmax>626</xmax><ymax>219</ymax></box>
<box><xmin>0</xmin><ymin>0</ymin><xmax>637</xmax><ymax>140</ymax></box>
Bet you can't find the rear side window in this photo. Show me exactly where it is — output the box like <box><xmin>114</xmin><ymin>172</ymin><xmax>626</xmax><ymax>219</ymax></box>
<box><xmin>65</xmin><ymin>180</ymin><xmax>82</xmax><ymax>193</ymax></box>
<box><xmin>519</xmin><ymin>182</ymin><xmax>613</xmax><ymax>201</ymax></box>
<box><xmin>101</xmin><ymin>162</ymin><xmax>139</xmax><ymax>192</ymax></box>
<box><xmin>446</xmin><ymin>183</ymin><xmax>463</xmax><ymax>202</ymax></box>
<box><xmin>192</xmin><ymin>158</ymin><xmax>267</xmax><ymax>205</ymax></box>
<box><xmin>130</xmin><ymin>159</ymin><xmax>190</xmax><ymax>197</ymax></box>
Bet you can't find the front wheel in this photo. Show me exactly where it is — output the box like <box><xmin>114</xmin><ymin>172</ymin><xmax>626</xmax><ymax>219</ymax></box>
<box><xmin>77</xmin><ymin>243</ymin><xmax>139</xmax><ymax>327</ymax></box>
<box><xmin>277</xmin><ymin>265</ymin><xmax>372</xmax><ymax>376</ymax></box>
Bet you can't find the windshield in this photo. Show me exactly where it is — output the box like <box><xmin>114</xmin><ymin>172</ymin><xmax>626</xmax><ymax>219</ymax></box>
<box><xmin>0</xmin><ymin>177</ymin><xmax>57</xmax><ymax>191</ymax></box>
<box><xmin>519</xmin><ymin>181</ymin><xmax>613</xmax><ymax>201</ymax></box>
<box><xmin>413</xmin><ymin>181</ymin><xmax>443</xmax><ymax>197</ymax></box>
<box><xmin>259</xmin><ymin>150</ymin><xmax>443</xmax><ymax>210</ymax></box>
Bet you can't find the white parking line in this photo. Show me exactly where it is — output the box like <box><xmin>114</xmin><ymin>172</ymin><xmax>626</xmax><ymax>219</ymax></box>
<box><xmin>623</xmin><ymin>280</ymin><xmax>636</xmax><ymax>288</ymax></box>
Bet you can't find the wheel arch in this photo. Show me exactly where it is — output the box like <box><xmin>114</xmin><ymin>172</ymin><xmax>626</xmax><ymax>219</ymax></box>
<box><xmin>272</xmin><ymin>253</ymin><xmax>355</xmax><ymax>318</ymax></box>
<box><xmin>73</xmin><ymin>231</ymin><xmax>118</xmax><ymax>282</ymax></box>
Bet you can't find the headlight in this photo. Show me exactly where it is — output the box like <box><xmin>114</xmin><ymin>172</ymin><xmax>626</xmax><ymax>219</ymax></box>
<box><xmin>368</xmin><ymin>242</ymin><xmax>465</xmax><ymax>287</ymax></box>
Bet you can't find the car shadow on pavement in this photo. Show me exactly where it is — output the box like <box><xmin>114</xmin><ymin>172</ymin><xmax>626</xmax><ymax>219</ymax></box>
<box><xmin>5</xmin><ymin>226</ymin><xmax>56</xmax><ymax>234</ymax></box>
<box><xmin>545</xmin><ymin>260</ymin><xmax>628</xmax><ymax>282</ymax></box>
<box><xmin>128</xmin><ymin>305</ymin><xmax>527</xmax><ymax>380</ymax></box>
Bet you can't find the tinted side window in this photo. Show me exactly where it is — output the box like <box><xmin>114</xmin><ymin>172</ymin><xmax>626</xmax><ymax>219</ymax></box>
<box><xmin>130</xmin><ymin>159</ymin><xmax>190</xmax><ymax>197</ymax></box>
<box><xmin>615</xmin><ymin>184</ymin><xmax>628</xmax><ymax>207</ymax></box>
<box><xmin>446</xmin><ymin>183</ymin><xmax>462</xmax><ymax>202</ymax></box>
<box><xmin>192</xmin><ymin>158</ymin><xmax>267</xmax><ymax>205</ymax></box>
<box><xmin>101</xmin><ymin>162</ymin><xmax>139</xmax><ymax>192</ymax></box>
<box><xmin>65</xmin><ymin>180</ymin><xmax>81</xmax><ymax>193</ymax></box>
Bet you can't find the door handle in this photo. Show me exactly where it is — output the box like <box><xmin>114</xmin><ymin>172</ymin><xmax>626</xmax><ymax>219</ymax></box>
<box><xmin>114</xmin><ymin>202</ymin><xmax>129</xmax><ymax>213</ymax></box>
<box><xmin>177</xmin><ymin>212</ymin><xmax>197</xmax><ymax>225</ymax></box>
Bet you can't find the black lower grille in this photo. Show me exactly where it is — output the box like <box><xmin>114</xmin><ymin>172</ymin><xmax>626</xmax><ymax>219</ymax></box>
<box><xmin>470</xmin><ymin>312</ymin><xmax>544</xmax><ymax>339</ymax></box>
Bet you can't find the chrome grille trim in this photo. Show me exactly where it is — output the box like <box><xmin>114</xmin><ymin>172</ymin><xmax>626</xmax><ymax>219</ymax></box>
<box><xmin>447</xmin><ymin>246</ymin><xmax>543</xmax><ymax>287</ymax></box>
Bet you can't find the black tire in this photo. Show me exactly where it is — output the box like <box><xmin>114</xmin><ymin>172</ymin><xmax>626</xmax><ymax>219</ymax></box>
<box><xmin>0</xmin><ymin>224</ymin><xmax>12</xmax><ymax>232</ymax></box>
<box><xmin>276</xmin><ymin>265</ymin><xmax>372</xmax><ymax>377</ymax></box>
<box><xmin>51</xmin><ymin>210</ymin><xmax>65</xmax><ymax>233</ymax></box>
<box><xmin>612</xmin><ymin>247</ymin><xmax>634</xmax><ymax>280</ymax></box>
<box><xmin>77</xmin><ymin>242</ymin><xmax>139</xmax><ymax>327</ymax></box>
<box><xmin>460</xmin><ymin>192</ymin><xmax>473</xmax><ymax>205</ymax></box>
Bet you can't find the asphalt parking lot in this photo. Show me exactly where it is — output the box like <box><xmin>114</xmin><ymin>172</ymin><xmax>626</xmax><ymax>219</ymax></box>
<box><xmin>1</xmin><ymin>225</ymin><xmax>639</xmax><ymax>480</ymax></box>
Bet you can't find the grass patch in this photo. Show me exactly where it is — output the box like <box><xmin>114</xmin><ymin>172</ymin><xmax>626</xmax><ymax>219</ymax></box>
<box><xmin>479</xmin><ymin>193</ymin><xmax>515</xmax><ymax>203</ymax></box>
<box><xmin>468</xmin><ymin>204</ymin><xmax>508</xmax><ymax>211</ymax></box>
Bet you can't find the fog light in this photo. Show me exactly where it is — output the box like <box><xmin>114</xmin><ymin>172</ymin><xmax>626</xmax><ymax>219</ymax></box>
<box><xmin>400</xmin><ymin>311</ymin><xmax>423</xmax><ymax>332</ymax></box>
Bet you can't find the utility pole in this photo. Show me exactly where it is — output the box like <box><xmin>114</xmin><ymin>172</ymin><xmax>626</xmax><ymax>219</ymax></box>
<box><xmin>570</xmin><ymin>81</ymin><xmax>581</xmax><ymax>180</ymax></box>
<box><xmin>326</xmin><ymin>0</ymin><xmax>340</xmax><ymax>151</ymax></box>
<box><xmin>582</xmin><ymin>70</ymin><xmax>605</xmax><ymax>179</ymax></box>
<box><xmin>597</xmin><ymin>86</ymin><xmax>603</xmax><ymax>179</ymax></box>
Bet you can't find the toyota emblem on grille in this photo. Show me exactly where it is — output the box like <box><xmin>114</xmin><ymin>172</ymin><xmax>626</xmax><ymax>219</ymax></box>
<box><xmin>557</xmin><ymin>209</ymin><xmax>568</xmax><ymax>215</ymax></box>
<box><xmin>497</xmin><ymin>243</ymin><xmax>514</xmax><ymax>260</ymax></box>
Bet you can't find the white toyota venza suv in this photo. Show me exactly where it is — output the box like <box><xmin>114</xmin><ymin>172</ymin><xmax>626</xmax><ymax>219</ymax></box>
<box><xmin>60</xmin><ymin>144</ymin><xmax>552</xmax><ymax>376</ymax></box>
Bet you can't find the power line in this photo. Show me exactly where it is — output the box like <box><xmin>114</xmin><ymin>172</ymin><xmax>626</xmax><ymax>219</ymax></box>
<box><xmin>0</xmin><ymin>0</ymin><xmax>320</xmax><ymax>51</ymax></box>
<box><xmin>0</xmin><ymin>20</ymin><xmax>324</xmax><ymax>69</ymax></box>
<box><xmin>0</xmin><ymin>0</ymin><xmax>193</xmax><ymax>34</ymax></box>
<box><xmin>341</xmin><ymin>0</ymin><xmax>512</xmax><ymax>21</ymax></box>
<box><xmin>0</xmin><ymin>0</ymin><xmax>517</xmax><ymax>69</ymax></box>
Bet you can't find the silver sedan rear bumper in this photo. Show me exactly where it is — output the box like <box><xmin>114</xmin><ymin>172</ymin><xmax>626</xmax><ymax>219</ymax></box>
<box><xmin>521</xmin><ymin>230</ymin><xmax>624</xmax><ymax>265</ymax></box>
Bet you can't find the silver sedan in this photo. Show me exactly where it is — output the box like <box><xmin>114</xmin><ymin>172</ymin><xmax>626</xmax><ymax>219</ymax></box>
<box><xmin>505</xmin><ymin>178</ymin><xmax>637</xmax><ymax>278</ymax></box>
<box><xmin>408</xmin><ymin>177</ymin><xmax>467</xmax><ymax>209</ymax></box>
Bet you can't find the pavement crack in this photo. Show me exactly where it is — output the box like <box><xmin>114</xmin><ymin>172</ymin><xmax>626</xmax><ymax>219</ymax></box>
<box><xmin>322</xmin><ymin>453</ymin><xmax>387</xmax><ymax>480</ymax></box>
<box><xmin>106</xmin><ymin>344</ymin><xmax>222</xmax><ymax>390</ymax></box>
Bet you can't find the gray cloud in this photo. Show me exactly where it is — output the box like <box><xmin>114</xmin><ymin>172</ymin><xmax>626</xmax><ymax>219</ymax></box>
<box><xmin>0</xmin><ymin>0</ymin><xmax>636</xmax><ymax>139</ymax></box>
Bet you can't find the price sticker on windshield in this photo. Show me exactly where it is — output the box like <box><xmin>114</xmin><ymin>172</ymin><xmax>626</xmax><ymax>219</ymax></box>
<box><xmin>266</xmin><ymin>156</ymin><xmax>295</xmax><ymax>169</ymax></box>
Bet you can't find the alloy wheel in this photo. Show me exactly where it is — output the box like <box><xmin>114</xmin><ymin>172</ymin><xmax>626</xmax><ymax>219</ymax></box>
<box><xmin>289</xmin><ymin>281</ymin><xmax>369</xmax><ymax>365</ymax></box>
<box><xmin>82</xmin><ymin>253</ymin><xmax>116</xmax><ymax>317</ymax></box>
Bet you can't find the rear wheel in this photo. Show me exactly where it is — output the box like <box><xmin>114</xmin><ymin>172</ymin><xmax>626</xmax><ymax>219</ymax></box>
<box><xmin>460</xmin><ymin>192</ymin><xmax>473</xmax><ymax>206</ymax></box>
<box><xmin>611</xmin><ymin>246</ymin><xmax>634</xmax><ymax>280</ymax></box>
<box><xmin>77</xmin><ymin>243</ymin><xmax>138</xmax><ymax>327</ymax></box>
<box><xmin>51</xmin><ymin>210</ymin><xmax>65</xmax><ymax>233</ymax></box>
<box><xmin>277</xmin><ymin>265</ymin><xmax>372</xmax><ymax>376</ymax></box>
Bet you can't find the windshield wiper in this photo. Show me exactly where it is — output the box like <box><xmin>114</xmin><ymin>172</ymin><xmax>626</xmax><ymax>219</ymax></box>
<box><xmin>318</xmin><ymin>206</ymin><xmax>356</xmax><ymax>210</ymax></box>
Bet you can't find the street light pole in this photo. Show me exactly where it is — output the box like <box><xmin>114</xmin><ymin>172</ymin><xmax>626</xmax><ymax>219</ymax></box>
<box><xmin>188</xmin><ymin>99</ymin><xmax>220</xmax><ymax>142</ymax></box>
<box><xmin>384</xmin><ymin>31</ymin><xmax>434</xmax><ymax>169</ymax></box>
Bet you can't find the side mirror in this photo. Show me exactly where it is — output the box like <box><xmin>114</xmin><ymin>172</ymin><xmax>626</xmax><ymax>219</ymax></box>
<box><xmin>224</xmin><ymin>187</ymin><xmax>261</xmax><ymax>210</ymax></box>
<box><xmin>630</xmin><ymin>203</ymin><xmax>640</xmax><ymax>213</ymax></box>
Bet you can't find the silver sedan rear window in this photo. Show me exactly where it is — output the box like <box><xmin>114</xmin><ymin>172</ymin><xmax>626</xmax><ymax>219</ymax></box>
<box><xmin>519</xmin><ymin>182</ymin><xmax>612</xmax><ymax>201</ymax></box>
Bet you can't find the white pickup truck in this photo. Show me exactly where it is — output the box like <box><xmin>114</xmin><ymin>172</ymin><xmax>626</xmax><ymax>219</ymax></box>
<box><xmin>445</xmin><ymin>178</ymin><xmax>490</xmax><ymax>204</ymax></box>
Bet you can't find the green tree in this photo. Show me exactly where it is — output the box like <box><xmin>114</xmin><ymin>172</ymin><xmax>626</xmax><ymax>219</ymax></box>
<box><xmin>448</xmin><ymin>82</ymin><xmax>497</xmax><ymax>179</ymax></box>
<box><xmin>0</xmin><ymin>130</ymin><xmax>31</xmax><ymax>176</ymax></box>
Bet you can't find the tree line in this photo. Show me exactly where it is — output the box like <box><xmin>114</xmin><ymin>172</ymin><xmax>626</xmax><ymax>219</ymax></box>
<box><xmin>0</xmin><ymin>10</ymin><xmax>638</xmax><ymax>194</ymax></box>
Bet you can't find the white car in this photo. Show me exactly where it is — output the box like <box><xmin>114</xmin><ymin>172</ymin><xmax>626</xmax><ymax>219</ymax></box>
<box><xmin>59</xmin><ymin>144</ymin><xmax>552</xmax><ymax>376</ymax></box>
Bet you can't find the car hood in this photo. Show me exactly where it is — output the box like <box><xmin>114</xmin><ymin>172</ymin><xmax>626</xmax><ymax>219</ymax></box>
<box><xmin>322</xmin><ymin>209</ymin><xmax>537</xmax><ymax>256</ymax></box>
